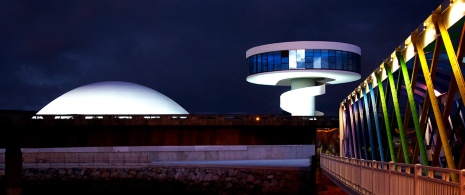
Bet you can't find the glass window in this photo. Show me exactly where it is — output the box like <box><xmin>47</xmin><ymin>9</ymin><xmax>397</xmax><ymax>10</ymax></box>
<box><xmin>314</xmin><ymin>50</ymin><xmax>321</xmax><ymax>68</ymax></box>
<box><xmin>305</xmin><ymin>50</ymin><xmax>313</xmax><ymax>69</ymax></box>
<box><xmin>336</xmin><ymin>51</ymin><xmax>342</xmax><ymax>69</ymax></box>
<box><xmin>274</xmin><ymin>52</ymin><xmax>280</xmax><ymax>71</ymax></box>
<box><xmin>347</xmin><ymin>53</ymin><xmax>353</xmax><ymax>71</ymax></box>
<box><xmin>297</xmin><ymin>49</ymin><xmax>305</xmax><ymax>68</ymax></box>
<box><xmin>342</xmin><ymin>51</ymin><xmax>344</xmax><ymax>70</ymax></box>
<box><xmin>281</xmin><ymin>50</ymin><xmax>289</xmax><ymax>57</ymax></box>
<box><xmin>282</xmin><ymin>63</ymin><xmax>289</xmax><ymax>70</ymax></box>
<box><xmin>305</xmin><ymin>52</ymin><xmax>313</xmax><ymax>62</ymax></box>
<box><xmin>329</xmin><ymin>61</ymin><xmax>335</xmax><ymax>69</ymax></box>
<box><xmin>253</xmin><ymin>56</ymin><xmax>257</xmax><ymax>73</ymax></box>
<box><xmin>267</xmin><ymin>53</ymin><xmax>273</xmax><ymax>69</ymax></box>
<box><xmin>321</xmin><ymin>50</ymin><xmax>328</xmax><ymax>69</ymax></box>
<box><xmin>305</xmin><ymin>50</ymin><xmax>313</xmax><ymax>57</ymax></box>
<box><xmin>328</xmin><ymin>50</ymin><xmax>335</xmax><ymax>57</ymax></box>
<box><xmin>306</xmin><ymin>61</ymin><xmax>313</xmax><ymax>69</ymax></box>
<box><xmin>289</xmin><ymin>50</ymin><xmax>297</xmax><ymax>69</ymax></box>
<box><xmin>281</xmin><ymin>56</ymin><xmax>289</xmax><ymax>63</ymax></box>
<box><xmin>282</xmin><ymin>50</ymin><xmax>289</xmax><ymax>69</ymax></box>
<box><xmin>329</xmin><ymin>50</ymin><xmax>336</xmax><ymax>69</ymax></box>
<box><xmin>247</xmin><ymin>50</ymin><xmax>360</xmax><ymax>75</ymax></box>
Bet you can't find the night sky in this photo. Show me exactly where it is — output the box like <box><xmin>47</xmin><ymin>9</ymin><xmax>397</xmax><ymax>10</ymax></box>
<box><xmin>0</xmin><ymin>1</ymin><xmax>442</xmax><ymax>116</ymax></box>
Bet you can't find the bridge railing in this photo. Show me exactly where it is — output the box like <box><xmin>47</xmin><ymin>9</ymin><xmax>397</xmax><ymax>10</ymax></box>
<box><xmin>320</xmin><ymin>153</ymin><xmax>465</xmax><ymax>195</ymax></box>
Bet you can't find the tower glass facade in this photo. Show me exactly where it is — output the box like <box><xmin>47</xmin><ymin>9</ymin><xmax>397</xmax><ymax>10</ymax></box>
<box><xmin>247</xmin><ymin>49</ymin><xmax>361</xmax><ymax>75</ymax></box>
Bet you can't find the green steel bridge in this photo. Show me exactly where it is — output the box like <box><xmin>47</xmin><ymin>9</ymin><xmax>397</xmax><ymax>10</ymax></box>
<box><xmin>320</xmin><ymin>0</ymin><xmax>465</xmax><ymax>194</ymax></box>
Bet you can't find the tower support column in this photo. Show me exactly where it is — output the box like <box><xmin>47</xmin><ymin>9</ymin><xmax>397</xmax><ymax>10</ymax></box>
<box><xmin>291</xmin><ymin>78</ymin><xmax>316</xmax><ymax>115</ymax></box>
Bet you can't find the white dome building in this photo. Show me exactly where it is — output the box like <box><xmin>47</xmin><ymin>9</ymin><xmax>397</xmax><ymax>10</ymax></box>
<box><xmin>36</xmin><ymin>81</ymin><xmax>188</xmax><ymax>115</ymax></box>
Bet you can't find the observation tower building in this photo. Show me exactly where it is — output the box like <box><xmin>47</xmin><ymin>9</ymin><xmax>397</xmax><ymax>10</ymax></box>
<box><xmin>246</xmin><ymin>41</ymin><xmax>361</xmax><ymax>116</ymax></box>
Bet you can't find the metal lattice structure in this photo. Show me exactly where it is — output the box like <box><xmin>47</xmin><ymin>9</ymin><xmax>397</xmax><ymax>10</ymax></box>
<box><xmin>339</xmin><ymin>1</ymin><xmax>465</xmax><ymax>181</ymax></box>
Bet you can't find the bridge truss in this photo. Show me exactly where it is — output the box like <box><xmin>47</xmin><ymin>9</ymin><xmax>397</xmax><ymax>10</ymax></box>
<box><xmin>339</xmin><ymin>0</ymin><xmax>465</xmax><ymax>177</ymax></box>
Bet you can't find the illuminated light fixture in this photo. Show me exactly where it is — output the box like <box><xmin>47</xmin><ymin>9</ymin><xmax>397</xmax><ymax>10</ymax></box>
<box><xmin>171</xmin><ymin>116</ymin><xmax>187</xmax><ymax>119</ymax></box>
<box><xmin>116</xmin><ymin>116</ymin><xmax>132</xmax><ymax>119</ymax></box>
<box><xmin>255</xmin><ymin>117</ymin><xmax>260</xmax><ymax>121</ymax></box>
<box><xmin>441</xmin><ymin>0</ymin><xmax>454</xmax><ymax>12</ymax></box>
<box><xmin>31</xmin><ymin>116</ymin><xmax>43</xmax><ymax>120</ymax></box>
<box><xmin>144</xmin><ymin>116</ymin><xmax>161</xmax><ymax>119</ymax></box>
<box><xmin>246</xmin><ymin>41</ymin><xmax>361</xmax><ymax>116</ymax></box>
<box><xmin>85</xmin><ymin>116</ymin><xmax>103</xmax><ymax>119</ymax></box>
<box><xmin>384</xmin><ymin>57</ymin><xmax>393</xmax><ymax>64</ymax></box>
<box><xmin>417</xmin><ymin>22</ymin><xmax>427</xmax><ymax>34</ymax></box>
<box><xmin>444</xmin><ymin>0</ymin><xmax>465</xmax><ymax>29</ymax></box>
<box><xmin>54</xmin><ymin>116</ymin><xmax>73</xmax><ymax>119</ymax></box>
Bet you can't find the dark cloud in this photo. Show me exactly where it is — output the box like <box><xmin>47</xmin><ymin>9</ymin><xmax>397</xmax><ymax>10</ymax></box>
<box><xmin>0</xmin><ymin>0</ymin><xmax>442</xmax><ymax>115</ymax></box>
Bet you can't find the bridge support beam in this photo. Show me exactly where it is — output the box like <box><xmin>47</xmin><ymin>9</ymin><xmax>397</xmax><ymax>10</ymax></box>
<box><xmin>353</xmin><ymin>95</ymin><xmax>365</xmax><ymax>159</ymax></box>
<box><xmin>385</xmin><ymin>62</ymin><xmax>410</xmax><ymax>164</ymax></box>
<box><xmin>361</xmin><ymin>85</ymin><xmax>376</xmax><ymax>160</ymax></box>
<box><xmin>368</xmin><ymin>81</ymin><xmax>386</xmax><ymax>162</ymax></box>
<box><xmin>376</xmin><ymin>72</ymin><xmax>396</xmax><ymax>162</ymax></box>
<box><xmin>396</xmin><ymin>51</ymin><xmax>428</xmax><ymax>166</ymax></box>
<box><xmin>413</xmin><ymin>29</ymin><xmax>457</xmax><ymax>181</ymax></box>
<box><xmin>348</xmin><ymin>98</ymin><xmax>358</xmax><ymax>159</ymax></box>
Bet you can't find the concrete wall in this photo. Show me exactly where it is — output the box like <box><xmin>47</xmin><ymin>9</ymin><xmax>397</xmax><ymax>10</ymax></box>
<box><xmin>0</xmin><ymin>145</ymin><xmax>315</xmax><ymax>166</ymax></box>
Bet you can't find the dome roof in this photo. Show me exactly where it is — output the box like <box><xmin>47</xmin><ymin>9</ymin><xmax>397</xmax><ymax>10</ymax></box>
<box><xmin>36</xmin><ymin>81</ymin><xmax>188</xmax><ymax>115</ymax></box>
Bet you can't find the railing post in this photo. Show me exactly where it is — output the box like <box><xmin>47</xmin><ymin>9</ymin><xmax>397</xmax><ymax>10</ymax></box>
<box><xmin>355</xmin><ymin>158</ymin><xmax>359</xmax><ymax>191</ymax></box>
<box><xmin>372</xmin><ymin>160</ymin><xmax>375</xmax><ymax>195</ymax></box>
<box><xmin>461</xmin><ymin>169</ymin><xmax>465</xmax><ymax>195</ymax></box>
<box><xmin>343</xmin><ymin>157</ymin><xmax>346</xmax><ymax>184</ymax></box>
<box><xmin>414</xmin><ymin>164</ymin><xmax>421</xmax><ymax>195</ymax></box>
<box><xmin>348</xmin><ymin>157</ymin><xmax>351</xmax><ymax>186</ymax></box>
<box><xmin>389</xmin><ymin>161</ymin><xmax>393</xmax><ymax>195</ymax></box>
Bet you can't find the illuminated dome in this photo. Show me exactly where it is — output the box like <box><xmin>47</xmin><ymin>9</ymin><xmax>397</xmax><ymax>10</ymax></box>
<box><xmin>36</xmin><ymin>81</ymin><xmax>188</xmax><ymax>115</ymax></box>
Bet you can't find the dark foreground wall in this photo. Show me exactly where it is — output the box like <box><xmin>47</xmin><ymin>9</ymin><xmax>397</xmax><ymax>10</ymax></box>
<box><xmin>0</xmin><ymin>166</ymin><xmax>313</xmax><ymax>195</ymax></box>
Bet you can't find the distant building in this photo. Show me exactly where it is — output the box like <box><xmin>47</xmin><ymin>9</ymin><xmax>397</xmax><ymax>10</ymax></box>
<box><xmin>246</xmin><ymin>41</ymin><xmax>361</xmax><ymax>116</ymax></box>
